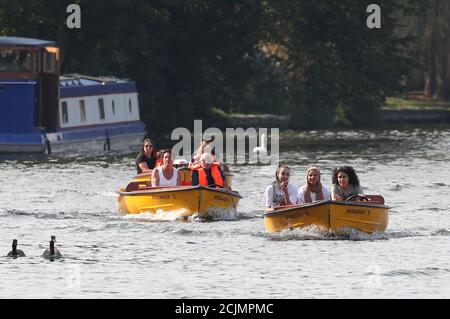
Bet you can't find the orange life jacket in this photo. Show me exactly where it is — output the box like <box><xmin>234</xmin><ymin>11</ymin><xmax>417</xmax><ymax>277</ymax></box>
<box><xmin>191</xmin><ymin>163</ymin><xmax>224</xmax><ymax>187</ymax></box>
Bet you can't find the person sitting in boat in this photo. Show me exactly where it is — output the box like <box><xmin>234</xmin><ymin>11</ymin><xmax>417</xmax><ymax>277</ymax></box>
<box><xmin>297</xmin><ymin>166</ymin><xmax>331</xmax><ymax>204</ymax></box>
<box><xmin>135</xmin><ymin>138</ymin><xmax>157</xmax><ymax>174</ymax></box>
<box><xmin>191</xmin><ymin>153</ymin><xmax>229</xmax><ymax>189</ymax></box>
<box><xmin>331</xmin><ymin>166</ymin><xmax>364</xmax><ymax>201</ymax></box>
<box><xmin>151</xmin><ymin>149</ymin><xmax>182</xmax><ymax>187</ymax></box>
<box><xmin>155</xmin><ymin>149</ymin><xmax>164</xmax><ymax>167</ymax></box>
<box><xmin>263</xmin><ymin>165</ymin><xmax>298</xmax><ymax>211</ymax></box>
<box><xmin>189</xmin><ymin>138</ymin><xmax>217</xmax><ymax>167</ymax></box>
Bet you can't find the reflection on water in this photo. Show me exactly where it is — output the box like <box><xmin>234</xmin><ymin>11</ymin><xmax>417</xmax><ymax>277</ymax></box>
<box><xmin>0</xmin><ymin>126</ymin><xmax>449</xmax><ymax>298</ymax></box>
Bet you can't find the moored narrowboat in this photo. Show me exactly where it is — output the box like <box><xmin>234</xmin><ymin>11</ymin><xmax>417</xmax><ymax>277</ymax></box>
<box><xmin>0</xmin><ymin>36</ymin><xmax>146</xmax><ymax>154</ymax></box>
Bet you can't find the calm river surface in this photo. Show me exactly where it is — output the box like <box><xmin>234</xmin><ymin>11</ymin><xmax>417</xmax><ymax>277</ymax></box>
<box><xmin>1</xmin><ymin>126</ymin><xmax>449</xmax><ymax>298</ymax></box>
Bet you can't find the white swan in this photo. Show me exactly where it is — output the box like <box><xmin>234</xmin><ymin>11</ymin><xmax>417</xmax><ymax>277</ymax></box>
<box><xmin>253</xmin><ymin>133</ymin><xmax>267</xmax><ymax>153</ymax></box>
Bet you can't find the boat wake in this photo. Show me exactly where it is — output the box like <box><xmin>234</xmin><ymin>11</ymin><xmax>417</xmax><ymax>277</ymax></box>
<box><xmin>265</xmin><ymin>225</ymin><xmax>450</xmax><ymax>241</ymax></box>
<box><xmin>122</xmin><ymin>209</ymin><xmax>192</xmax><ymax>222</ymax></box>
<box><xmin>121</xmin><ymin>207</ymin><xmax>240</xmax><ymax>223</ymax></box>
<box><xmin>266</xmin><ymin>226</ymin><xmax>390</xmax><ymax>241</ymax></box>
<box><xmin>201</xmin><ymin>208</ymin><xmax>240</xmax><ymax>221</ymax></box>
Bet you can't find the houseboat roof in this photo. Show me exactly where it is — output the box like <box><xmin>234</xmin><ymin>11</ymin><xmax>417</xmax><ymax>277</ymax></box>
<box><xmin>59</xmin><ymin>74</ymin><xmax>137</xmax><ymax>98</ymax></box>
<box><xmin>0</xmin><ymin>36</ymin><xmax>56</xmax><ymax>47</ymax></box>
<box><xmin>60</xmin><ymin>74</ymin><xmax>131</xmax><ymax>87</ymax></box>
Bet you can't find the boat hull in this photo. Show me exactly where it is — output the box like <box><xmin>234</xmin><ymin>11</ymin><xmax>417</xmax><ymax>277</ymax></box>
<box><xmin>264</xmin><ymin>200</ymin><xmax>389</xmax><ymax>233</ymax></box>
<box><xmin>117</xmin><ymin>185</ymin><xmax>241</xmax><ymax>219</ymax></box>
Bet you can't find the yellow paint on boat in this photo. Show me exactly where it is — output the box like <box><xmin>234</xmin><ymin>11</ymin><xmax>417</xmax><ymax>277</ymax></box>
<box><xmin>117</xmin><ymin>185</ymin><xmax>241</xmax><ymax>219</ymax></box>
<box><xmin>264</xmin><ymin>200</ymin><xmax>389</xmax><ymax>233</ymax></box>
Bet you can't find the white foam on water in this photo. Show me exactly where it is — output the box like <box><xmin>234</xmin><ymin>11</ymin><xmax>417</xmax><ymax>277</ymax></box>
<box><xmin>266</xmin><ymin>225</ymin><xmax>392</xmax><ymax>241</ymax></box>
<box><xmin>122</xmin><ymin>208</ymin><xmax>192</xmax><ymax>222</ymax></box>
<box><xmin>204</xmin><ymin>207</ymin><xmax>239</xmax><ymax>221</ymax></box>
<box><xmin>267</xmin><ymin>225</ymin><xmax>331</xmax><ymax>241</ymax></box>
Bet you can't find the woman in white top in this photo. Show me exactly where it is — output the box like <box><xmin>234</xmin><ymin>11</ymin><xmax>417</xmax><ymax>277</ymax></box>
<box><xmin>263</xmin><ymin>165</ymin><xmax>298</xmax><ymax>211</ymax></box>
<box><xmin>297</xmin><ymin>166</ymin><xmax>331</xmax><ymax>204</ymax></box>
<box><xmin>151</xmin><ymin>149</ymin><xmax>182</xmax><ymax>187</ymax></box>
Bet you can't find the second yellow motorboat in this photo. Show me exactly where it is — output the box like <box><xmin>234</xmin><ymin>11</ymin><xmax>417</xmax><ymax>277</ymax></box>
<box><xmin>264</xmin><ymin>197</ymin><xmax>389</xmax><ymax>234</ymax></box>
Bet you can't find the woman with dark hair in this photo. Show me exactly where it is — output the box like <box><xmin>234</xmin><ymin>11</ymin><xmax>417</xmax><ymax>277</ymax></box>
<box><xmin>135</xmin><ymin>138</ymin><xmax>157</xmax><ymax>174</ymax></box>
<box><xmin>263</xmin><ymin>165</ymin><xmax>298</xmax><ymax>210</ymax></box>
<box><xmin>297</xmin><ymin>166</ymin><xmax>331</xmax><ymax>204</ymax></box>
<box><xmin>331</xmin><ymin>166</ymin><xmax>364</xmax><ymax>201</ymax></box>
<box><xmin>151</xmin><ymin>149</ymin><xmax>181</xmax><ymax>187</ymax></box>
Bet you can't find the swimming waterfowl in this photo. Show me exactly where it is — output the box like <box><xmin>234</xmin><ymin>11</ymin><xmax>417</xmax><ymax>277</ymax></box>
<box><xmin>42</xmin><ymin>236</ymin><xmax>62</xmax><ymax>259</ymax></box>
<box><xmin>7</xmin><ymin>239</ymin><xmax>26</xmax><ymax>257</ymax></box>
<box><xmin>253</xmin><ymin>133</ymin><xmax>267</xmax><ymax>153</ymax></box>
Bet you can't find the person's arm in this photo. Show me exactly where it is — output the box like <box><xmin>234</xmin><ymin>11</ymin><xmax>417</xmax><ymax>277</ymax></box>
<box><xmin>297</xmin><ymin>187</ymin><xmax>304</xmax><ymax>205</ymax></box>
<box><xmin>219</xmin><ymin>168</ymin><xmax>230</xmax><ymax>189</ymax></box>
<box><xmin>264</xmin><ymin>186</ymin><xmax>273</xmax><ymax>211</ymax></box>
<box><xmin>288</xmin><ymin>185</ymin><xmax>298</xmax><ymax>205</ymax></box>
<box><xmin>151</xmin><ymin>169</ymin><xmax>159</xmax><ymax>187</ymax></box>
<box><xmin>357</xmin><ymin>185</ymin><xmax>364</xmax><ymax>196</ymax></box>
<box><xmin>280</xmin><ymin>181</ymin><xmax>293</xmax><ymax>205</ymax></box>
<box><xmin>138</xmin><ymin>162</ymin><xmax>151</xmax><ymax>173</ymax></box>
<box><xmin>331</xmin><ymin>185</ymin><xmax>342</xmax><ymax>200</ymax></box>
<box><xmin>177</xmin><ymin>169</ymin><xmax>182</xmax><ymax>186</ymax></box>
<box><xmin>191</xmin><ymin>170</ymin><xmax>199</xmax><ymax>186</ymax></box>
<box><xmin>323</xmin><ymin>186</ymin><xmax>332</xmax><ymax>200</ymax></box>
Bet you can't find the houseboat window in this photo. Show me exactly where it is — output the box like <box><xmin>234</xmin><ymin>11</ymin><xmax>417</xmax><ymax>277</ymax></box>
<box><xmin>98</xmin><ymin>98</ymin><xmax>105</xmax><ymax>120</ymax></box>
<box><xmin>112</xmin><ymin>100</ymin><xmax>116</xmax><ymax>115</ymax></box>
<box><xmin>61</xmin><ymin>101</ymin><xmax>69</xmax><ymax>124</ymax></box>
<box><xmin>129</xmin><ymin>99</ymin><xmax>132</xmax><ymax>113</ymax></box>
<box><xmin>80</xmin><ymin>100</ymin><xmax>86</xmax><ymax>122</ymax></box>
<box><xmin>43</xmin><ymin>50</ymin><xmax>58</xmax><ymax>74</ymax></box>
<box><xmin>0</xmin><ymin>49</ymin><xmax>32</xmax><ymax>72</ymax></box>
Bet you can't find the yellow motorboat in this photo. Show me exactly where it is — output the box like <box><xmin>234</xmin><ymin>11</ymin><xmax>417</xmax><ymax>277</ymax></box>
<box><xmin>117</xmin><ymin>165</ymin><xmax>240</xmax><ymax>218</ymax></box>
<box><xmin>117</xmin><ymin>184</ymin><xmax>242</xmax><ymax>218</ymax></box>
<box><xmin>264</xmin><ymin>196</ymin><xmax>389</xmax><ymax>234</ymax></box>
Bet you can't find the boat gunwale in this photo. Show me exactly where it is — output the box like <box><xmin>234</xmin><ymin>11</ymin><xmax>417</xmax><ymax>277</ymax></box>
<box><xmin>264</xmin><ymin>200</ymin><xmax>389</xmax><ymax>217</ymax></box>
<box><xmin>116</xmin><ymin>185</ymin><xmax>243</xmax><ymax>199</ymax></box>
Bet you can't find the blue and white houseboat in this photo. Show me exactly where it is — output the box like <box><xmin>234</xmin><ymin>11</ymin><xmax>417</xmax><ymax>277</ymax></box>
<box><xmin>0</xmin><ymin>36</ymin><xmax>146</xmax><ymax>154</ymax></box>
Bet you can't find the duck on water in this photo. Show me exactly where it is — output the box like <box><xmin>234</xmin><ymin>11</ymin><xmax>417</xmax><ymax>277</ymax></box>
<box><xmin>42</xmin><ymin>236</ymin><xmax>62</xmax><ymax>259</ymax></box>
<box><xmin>6</xmin><ymin>239</ymin><xmax>26</xmax><ymax>258</ymax></box>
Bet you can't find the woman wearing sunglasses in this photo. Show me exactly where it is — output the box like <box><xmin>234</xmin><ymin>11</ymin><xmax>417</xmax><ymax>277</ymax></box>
<box><xmin>263</xmin><ymin>165</ymin><xmax>298</xmax><ymax>211</ymax></box>
<box><xmin>135</xmin><ymin>138</ymin><xmax>157</xmax><ymax>174</ymax></box>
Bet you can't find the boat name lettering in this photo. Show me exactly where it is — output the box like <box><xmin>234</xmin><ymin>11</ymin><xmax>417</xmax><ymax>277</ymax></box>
<box><xmin>347</xmin><ymin>208</ymin><xmax>367</xmax><ymax>215</ymax></box>
<box><xmin>152</xmin><ymin>194</ymin><xmax>171</xmax><ymax>200</ymax></box>
<box><xmin>214</xmin><ymin>195</ymin><xmax>229</xmax><ymax>202</ymax></box>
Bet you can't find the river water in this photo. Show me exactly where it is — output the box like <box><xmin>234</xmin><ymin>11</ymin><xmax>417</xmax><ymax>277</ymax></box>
<box><xmin>1</xmin><ymin>126</ymin><xmax>449</xmax><ymax>299</ymax></box>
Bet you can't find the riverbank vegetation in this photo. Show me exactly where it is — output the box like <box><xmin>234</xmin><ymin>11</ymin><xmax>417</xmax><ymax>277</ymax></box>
<box><xmin>1</xmin><ymin>0</ymin><xmax>448</xmax><ymax>132</ymax></box>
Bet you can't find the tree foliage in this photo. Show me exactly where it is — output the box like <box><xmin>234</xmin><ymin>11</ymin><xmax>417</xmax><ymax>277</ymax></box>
<box><xmin>0</xmin><ymin>0</ymin><xmax>420</xmax><ymax>131</ymax></box>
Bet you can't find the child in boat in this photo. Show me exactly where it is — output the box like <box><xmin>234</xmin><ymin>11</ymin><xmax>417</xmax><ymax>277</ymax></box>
<box><xmin>151</xmin><ymin>149</ymin><xmax>182</xmax><ymax>187</ymax></box>
<box><xmin>263</xmin><ymin>165</ymin><xmax>298</xmax><ymax>211</ymax></box>
<box><xmin>331</xmin><ymin>166</ymin><xmax>364</xmax><ymax>200</ymax></box>
<box><xmin>297</xmin><ymin>166</ymin><xmax>331</xmax><ymax>204</ymax></box>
